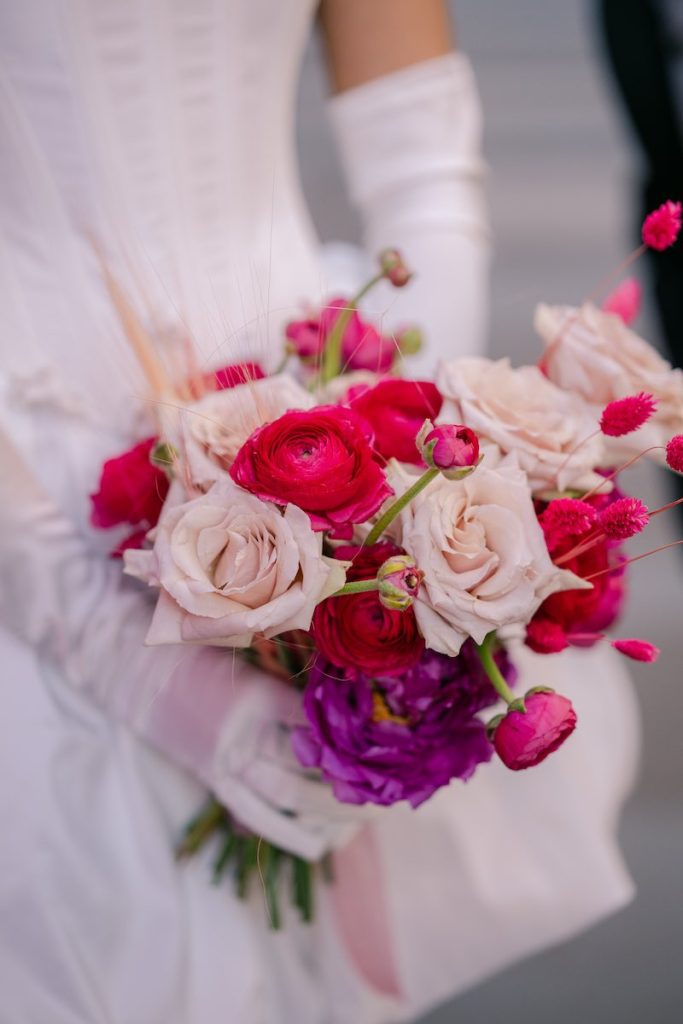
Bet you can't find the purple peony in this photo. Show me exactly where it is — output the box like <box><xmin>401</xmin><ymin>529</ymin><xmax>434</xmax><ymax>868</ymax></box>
<box><xmin>292</xmin><ymin>641</ymin><xmax>516</xmax><ymax>808</ymax></box>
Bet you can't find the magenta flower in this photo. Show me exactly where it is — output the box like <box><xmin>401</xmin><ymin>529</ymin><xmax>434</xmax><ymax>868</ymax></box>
<box><xmin>293</xmin><ymin>642</ymin><xmax>513</xmax><ymax>807</ymax></box>
<box><xmin>666</xmin><ymin>435</ymin><xmax>683</xmax><ymax>473</ymax></box>
<box><xmin>598</xmin><ymin>497</ymin><xmax>649</xmax><ymax>540</ymax></box>
<box><xmin>285</xmin><ymin>297</ymin><xmax>395</xmax><ymax>373</ymax></box>
<box><xmin>642</xmin><ymin>200</ymin><xmax>682</xmax><ymax>251</ymax></box>
<box><xmin>602</xmin><ymin>278</ymin><xmax>642</xmax><ymax>325</ymax></box>
<box><xmin>419</xmin><ymin>423</ymin><xmax>480</xmax><ymax>476</ymax></box>
<box><xmin>490</xmin><ymin>690</ymin><xmax>577</xmax><ymax>771</ymax></box>
<box><xmin>611</xmin><ymin>638</ymin><xmax>660</xmax><ymax>663</ymax></box>
<box><xmin>229</xmin><ymin>406</ymin><xmax>393</xmax><ymax>532</ymax></box>
<box><xmin>599</xmin><ymin>392</ymin><xmax>657</xmax><ymax>437</ymax></box>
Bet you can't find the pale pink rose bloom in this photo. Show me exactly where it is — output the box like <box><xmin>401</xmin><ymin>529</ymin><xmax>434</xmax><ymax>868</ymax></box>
<box><xmin>124</xmin><ymin>478</ymin><xmax>346</xmax><ymax>648</ymax></box>
<box><xmin>176</xmin><ymin>375</ymin><xmax>314</xmax><ymax>490</ymax></box>
<box><xmin>393</xmin><ymin>459</ymin><xmax>584</xmax><ymax>657</ymax></box>
<box><xmin>437</xmin><ymin>357</ymin><xmax>604</xmax><ymax>493</ymax></box>
<box><xmin>535</xmin><ymin>302</ymin><xmax>683</xmax><ymax>459</ymax></box>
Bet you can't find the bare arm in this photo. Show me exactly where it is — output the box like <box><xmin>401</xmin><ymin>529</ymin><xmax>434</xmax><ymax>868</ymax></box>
<box><xmin>320</xmin><ymin>0</ymin><xmax>454</xmax><ymax>93</ymax></box>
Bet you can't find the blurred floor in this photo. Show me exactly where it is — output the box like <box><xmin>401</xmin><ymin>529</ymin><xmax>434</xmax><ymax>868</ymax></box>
<box><xmin>297</xmin><ymin>1</ymin><xmax>683</xmax><ymax>1020</ymax></box>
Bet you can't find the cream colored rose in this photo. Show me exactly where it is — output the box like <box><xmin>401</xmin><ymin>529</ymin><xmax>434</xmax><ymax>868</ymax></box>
<box><xmin>124</xmin><ymin>478</ymin><xmax>346</xmax><ymax>648</ymax></box>
<box><xmin>437</xmin><ymin>356</ymin><xmax>605</xmax><ymax>493</ymax></box>
<box><xmin>177</xmin><ymin>375</ymin><xmax>314</xmax><ymax>490</ymax></box>
<box><xmin>393</xmin><ymin>459</ymin><xmax>583</xmax><ymax>656</ymax></box>
<box><xmin>535</xmin><ymin>302</ymin><xmax>683</xmax><ymax>457</ymax></box>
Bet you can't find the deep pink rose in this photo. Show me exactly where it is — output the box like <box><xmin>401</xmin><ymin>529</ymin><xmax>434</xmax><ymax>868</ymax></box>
<box><xmin>286</xmin><ymin>297</ymin><xmax>395</xmax><ymax>373</ymax></box>
<box><xmin>311</xmin><ymin>543</ymin><xmax>425</xmax><ymax>676</ymax></box>
<box><xmin>492</xmin><ymin>690</ymin><xmax>577</xmax><ymax>770</ymax></box>
<box><xmin>90</xmin><ymin>437</ymin><xmax>169</xmax><ymax>531</ymax></box>
<box><xmin>229</xmin><ymin>405</ymin><xmax>393</xmax><ymax>530</ymax></box>
<box><xmin>346</xmin><ymin>379</ymin><xmax>443</xmax><ymax>464</ymax></box>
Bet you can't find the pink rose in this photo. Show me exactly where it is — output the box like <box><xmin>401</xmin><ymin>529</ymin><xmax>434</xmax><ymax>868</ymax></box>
<box><xmin>491</xmin><ymin>690</ymin><xmax>577</xmax><ymax>770</ymax></box>
<box><xmin>535</xmin><ymin>303</ymin><xmax>683</xmax><ymax>459</ymax></box>
<box><xmin>437</xmin><ymin>356</ymin><xmax>605</xmax><ymax>493</ymax></box>
<box><xmin>90</xmin><ymin>436</ymin><xmax>169</xmax><ymax>531</ymax></box>
<box><xmin>286</xmin><ymin>297</ymin><xmax>395</xmax><ymax>373</ymax></box>
<box><xmin>345</xmin><ymin>378</ymin><xmax>443</xmax><ymax>464</ymax></box>
<box><xmin>124</xmin><ymin>478</ymin><xmax>346</xmax><ymax>647</ymax></box>
<box><xmin>229</xmin><ymin>405</ymin><xmax>393</xmax><ymax>531</ymax></box>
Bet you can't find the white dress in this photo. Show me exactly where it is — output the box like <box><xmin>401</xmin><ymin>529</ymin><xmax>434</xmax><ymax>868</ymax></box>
<box><xmin>0</xmin><ymin>2</ymin><xmax>640</xmax><ymax>1022</ymax></box>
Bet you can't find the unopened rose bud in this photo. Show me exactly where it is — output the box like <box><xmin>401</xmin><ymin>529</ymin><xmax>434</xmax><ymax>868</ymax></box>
<box><xmin>377</xmin><ymin>554</ymin><xmax>424</xmax><ymax>611</ymax></box>
<box><xmin>396</xmin><ymin>325</ymin><xmax>423</xmax><ymax>357</ymax></box>
<box><xmin>379</xmin><ymin>248</ymin><xmax>413</xmax><ymax>288</ymax></box>
<box><xmin>417</xmin><ymin>421</ymin><xmax>480</xmax><ymax>479</ymax></box>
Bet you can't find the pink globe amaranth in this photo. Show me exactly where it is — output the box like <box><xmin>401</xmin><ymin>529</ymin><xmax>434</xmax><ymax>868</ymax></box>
<box><xmin>641</xmin><ymin>200</ymin><xmax>682</xmax><ymax>251</ymax></box>
<box><xmin>601</xmin><ymin>278</ymin><xmax>642</xmax><ymax>325</ymax></box>
<box><xmin>666</xmin><ymin>435</ymin><xmax>683</xmax><ymax>473</ymax></box>
<box><xmin>492</xmin><ymin>690</ymin><xmax>577</xmax><ymax>771</ymax></box>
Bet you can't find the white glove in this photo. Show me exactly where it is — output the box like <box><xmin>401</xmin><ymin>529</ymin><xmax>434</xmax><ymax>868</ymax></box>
<box><xmin>0</xmin><ymin>426</ymin><xmax>372</xmax><ymax>860</ymax></box>
<box><xmin>329</xmin><ymin>52</ymin><xmax>490</xmax><ymax>371</ymax></box>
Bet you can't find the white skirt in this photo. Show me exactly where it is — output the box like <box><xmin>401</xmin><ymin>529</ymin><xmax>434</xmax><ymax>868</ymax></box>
<box><xmin>0</xmin><ymin>619</ymin><xmax>639</xmax><ymax>1024</ymax></box>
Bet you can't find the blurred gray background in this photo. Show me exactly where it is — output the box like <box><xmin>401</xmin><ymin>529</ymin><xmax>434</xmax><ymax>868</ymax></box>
<box><xmin>297</xmin><ymin>2</ymin><xmax>683</xmax><ymax>1021</ymax></box>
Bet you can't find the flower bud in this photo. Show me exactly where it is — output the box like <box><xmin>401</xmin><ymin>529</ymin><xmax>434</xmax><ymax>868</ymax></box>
<box><xmin>379</xmin><ymin>248</ymin><xmax>413</xmax><ymax>288</ymax></box>
<box><xmin>396</xmin><ymin>325</ymin><xmax>423</xmax><ymax>357</ymax></box>
<box><xmin>417</xmin><ymin>420</ymin><xmax>480</xmax><ymax>479</ymax></box>
<box><xmin>488</xmin><ymin>689</ymin><xmax>577</xmax><ymax>771</ymax></box>
<box><xmin>377</xmin><ymin>554</ymin><xmax>424</xmax><ymax>611</ymax></box>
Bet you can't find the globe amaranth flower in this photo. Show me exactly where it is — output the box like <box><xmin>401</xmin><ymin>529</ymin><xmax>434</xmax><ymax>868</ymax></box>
<box><xmin>642</xmin><ymin>200</ymin><xmax>682</xmax><ymax>251</ymax></box>
<box><xmin>293</xmin><ymin>641</ymin><xmax>515</xmax><ymax>807</ymax></box>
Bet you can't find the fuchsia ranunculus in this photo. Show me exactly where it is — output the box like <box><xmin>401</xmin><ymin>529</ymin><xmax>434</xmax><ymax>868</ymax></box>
<box><xmin>286</xmin><ymin>297</ymin><xmax>396</xmax><ymax>373</ymax></box>
<box><xmin>345</xmin><ymin>378</ymin><xmax>443</xmax><ymax>464</ymax></box>
<box><xmin>311</xmin><ymin>543</ymin><xmax>425</xmax><ymax>676</ymax></box>
<box><xmin>491</xmin><ymin>690</ymin><xmax>577</xmax><ymax>771</ymax></box>
<box><xmin>90</xmin><ymin>437</ymin><xmax>169</xmax><ymax>532</ymax></box>
<box><xmin>229</xmin><ymin>405</ymin><xmax>393</xmax><ymax>531</ymax></box>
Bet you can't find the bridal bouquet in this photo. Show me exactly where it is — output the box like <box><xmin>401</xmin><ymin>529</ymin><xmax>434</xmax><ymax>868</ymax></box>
<box><xmin>91</xmin><ymin>203</ymin><xmax>683</xmax><ymax>923</ymax></box>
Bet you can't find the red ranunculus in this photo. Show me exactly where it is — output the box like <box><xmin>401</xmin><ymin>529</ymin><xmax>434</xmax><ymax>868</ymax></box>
<box><xmin>229</xmin><ymin>406</ymin><xmax>393</xmax><ymax>530</ymax></box>
<box><xmin>90</xmin><ymin>437</ymin><xmax>169</xmax><ymax>531</ymax></box>
<box><xmin>492</xmin><ymin>690</ymin><xmax>577</xmax><ymax>770</ymax></box>
<box><xmin>345</xmin><ymin>378</ymin><xmax>443</xmax><ymax>464</ymax></box>
<box><xmin>311</xmin><ymin>543</ymin><xmax>425</xmax><ymax>676</ymax></box>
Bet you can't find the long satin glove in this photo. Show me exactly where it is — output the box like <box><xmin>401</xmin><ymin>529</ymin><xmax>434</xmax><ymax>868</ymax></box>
<box><xmin>0</xmin><ymin>426</ymin><xmax>371</xmax><ymax>860</ymax></box>
<box><xmin>329</xmin><ymin>52</ymin><xmax>490</xmax><ymax>371</ymax></box>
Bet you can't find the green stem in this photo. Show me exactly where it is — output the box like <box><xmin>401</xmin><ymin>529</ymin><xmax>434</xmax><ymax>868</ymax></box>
<box><xmin>320</xmin><ymin>273</ymin><xmax>384</xmax><ymax>383</ymax></box>
<box><xmin>292</xmin><ymin>856</ymin><xmax>314</xmax><ymax>923</ymax></box>
<box><xmin>333</xmin><ymin>579</ymin><xmax>380</xmax><ymax>597</ymax></box>
<box><xmin>176</xmin><ymin>798</ymin><xmax>225</xmax><ymax>859</ymax></box>
<box><xmin>475</xmin><ymin>633</ymin><xmax>516</xmax><ymax>706</ymax></box>
<box><xmin>365</xmin><ymin>467</ymin><xmax>439</xmax><ymax>547</ymax></box>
